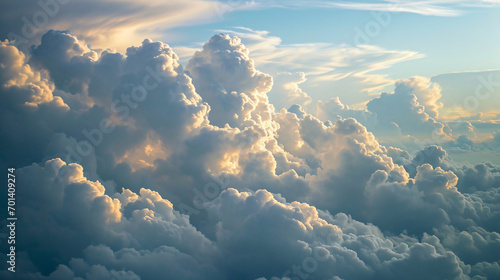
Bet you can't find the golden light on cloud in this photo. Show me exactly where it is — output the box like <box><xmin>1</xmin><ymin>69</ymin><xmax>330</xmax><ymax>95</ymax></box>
<box><xmin>8</xmin><ymin>0</ymin><xmax>224</xmax><ymax>52</ymax></box>
<box><xmin>215</xmin><ymin>151</ymin><xmax>241</xmax><ymax>175</ymax></box>
<box><xmin>3</xmin><ymin>2</ymin><xmax>500</xmax><ymax>278</ymax></box>
<box><xmin>118</xmin><ymin>132</ymin><xmax>169</xmax><ymax>171</ymax></box>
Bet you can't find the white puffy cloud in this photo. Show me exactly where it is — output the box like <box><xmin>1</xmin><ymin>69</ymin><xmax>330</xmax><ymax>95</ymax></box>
<box><xmin>317</xmin><ymin>76</ymin><xmax>453</xmax><ymax>151</ymax></box>
<box><xmin>366</xmin><ymin>77</ymin><xmax>450</xmax><ymax>138</ymax></box>
<box><xmin>3</xmin><ymin>158</ymin><xmax>492</xmax><ymax>280</ymax></box>
<box><xmin>0</xmin><ymin>30</ymin><xmax>499</xmax><ymax>280</ymax></box>
<box><xmin>0</xmin><ymin>38</ymin><xmax>71</xmax><ymax>171</ymax></box>
<box><xmin>186</xmin><ymin>33</ymin><xmax>273</xmax><ymax>130</ymax></box>
<box><xmin>395</xmin><ymin>76</ymin><xmax>443</xmax><ymax>118</ymax></box>
<box><xmin>2</xmin><ymin>158</ymin><xmax>220</xmax><ymax>279</ymax></box>
<box><xmin>314</xmin><ymin>72</ymin><xmax>499</xmax><ymax>165</ymax></box>
<box><xmin>213</xmin><ymin>27</ymin><xmax>424</xmax><ymax>103</ymax></box>
<box><xmin>267</xmin><ymin>72</ymin><xmax>312</xmax><ymax>110</ymax></box>
<box><xmin>0</xmin><ymin>38</ymin><xmax>68</xmax><ymax>109</ymax></box>
<box><xmin>317</xmin><ymin>97</ymin><xmax>375</xmax><ymax>127</ymax></box>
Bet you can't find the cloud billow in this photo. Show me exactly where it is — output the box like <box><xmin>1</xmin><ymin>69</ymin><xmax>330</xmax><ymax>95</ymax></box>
<box><xmin>0</xmin><ymin>30</ymin><xmax>499</xmax><ymax>280</ymax></box>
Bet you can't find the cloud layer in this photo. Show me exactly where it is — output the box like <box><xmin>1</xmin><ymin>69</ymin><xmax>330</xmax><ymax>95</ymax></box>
<box><xmin>0</xmin><ymin>30</ymin><xmax>499</xmax><ymax>280</ymax></box>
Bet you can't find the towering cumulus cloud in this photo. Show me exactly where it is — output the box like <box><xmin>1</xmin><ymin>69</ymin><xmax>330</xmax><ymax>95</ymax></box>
<box><xmin>317</xmin><ymin>76</ymin><xmax>451</xmax><ymax>147</ymax></box>
<box><xmin>0</xmin><ymin>31</ymin><xmax>499</xmax><ymax>280</ymax></box>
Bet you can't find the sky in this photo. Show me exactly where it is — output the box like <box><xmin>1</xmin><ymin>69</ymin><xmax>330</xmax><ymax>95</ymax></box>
<box><xmin>1</xmin><ymin>1</ymin><xmax>500</xmax><ymax>280</ymax></box>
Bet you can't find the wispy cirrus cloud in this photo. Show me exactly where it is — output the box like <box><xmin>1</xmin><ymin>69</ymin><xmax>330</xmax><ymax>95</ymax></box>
<box><xmin>3</xmin><ymin>0</ymin><xmax>498</xmax><ymax>54</ymax></box>
<box><xmin>171</xmin><ymin>27</ymin><xmax>424</xmax><ymax>107</ymax></box>
<box><xmin>248</xmin><ymin>0</ymin><xmax>500</xmax><ymax>16</ymax></box>
<box><xmin>207</xmin><ymin>27</ymin><xmax>424</xmax><ymax>93</ymax></box>
<box><xmin>0</xmin><ymin>0</ymin><xmax>225</xmax><ymax>51</ymax></box>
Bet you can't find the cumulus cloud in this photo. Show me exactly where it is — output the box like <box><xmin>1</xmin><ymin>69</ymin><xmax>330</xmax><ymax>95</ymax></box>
<box><xmin>0</xmin><ymin>38</ymin><xmax>68</xmax><ymax>109</ymax></box>
<box><xmin>366</xmin><ymin>77</ymin><xmax>449</xmax><ymax>138</ymax></box>
<box><xmin>395</xmin><ymin>76</ymin><xmax>443</xmax><ymax>118</ymax></box>
<box><xmin>267</xmin><ymin>72</ymin><xmax>312</xmax><ymax>110</ymax></box>
<box><xmin>308</xmin><ymin>73</ymin><xmax>499</xmax><ymax>164</ymax></box>
<box><xmin>317</xmin><ymin>76</ymin><xmax>453</xmax><ymax>151</ymax></box>
<box><xmin>201</xmin><ymin>27</ymin><xmax>424</xmax><ymax>106</ymax></box>
<box><xmin>3</xmin><ymin>158</ymin><xmax>495</xmax><ymax>280</ymax></box>
<box><xmin>186</xmin><ymin>33</ymin><xmax>273</xmax><ymax>129</ymax></box>
<box><xmin>317</xmin><ymin>97</ymin><xmax>375</xmax><ymax>127</ymax></box>
<box><xmin>1</xmin><ymin>158</ymin><xmax>220</xmax><ymax>279</ymax></box>
<box><xmin>0</xmin><ymin>30</ymin><xmax>499</xmax><ymax>280</ymax></box>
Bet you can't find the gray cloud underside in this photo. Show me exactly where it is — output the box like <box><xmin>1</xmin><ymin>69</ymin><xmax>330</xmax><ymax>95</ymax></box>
<box><xmin>0</xmin><ymin>30</ymin><xmax>499</xmax><ymax>280</ymax></box>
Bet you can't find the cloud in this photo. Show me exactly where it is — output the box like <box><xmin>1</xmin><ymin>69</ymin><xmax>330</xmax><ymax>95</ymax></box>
<box><xmin>366</xmin><ymin>77</ymin><xmax>449</xmax><ymax>138</ymax></box>
<box><xmin>317</xmin><ymin>97</ymin><xmax>375</xmax><ymax>127</ymax></box>
<box><xmin>0</xmin><ymin>38</ymin><xmax>68</xmax><ymax>109</ymax></box>
<box><xmin>0</xmin><ymin>37</ymin><xmax>71</xmax><ymax>171</ymax></box>
<box><xmin>0</xmin><ymin>30</ymin><xmax>499</xmax><ymax>280</ymax></box>
<box><xmin>432</xmin><ymin>70</ymin><xmax>500</xmax><ymax>120</ymax></box>
<box><xmin>214</xmin><ymin>28</ymin><xmax>423</xmax><ymax>94</ymax></box>
<box><xmin>185</xmin><ymin>33</ymin><xmax>273</xmax><ymax>129</ymax></box>
<box><xmin>0</xmin><ymin>0</ymin><xmax>224</xmax><ymax>51</ymax></box>
<box><xmin>287</xmin><ymin>0</ymin><xmax>462</xmax><ymax>16</ymax></box>
<box><xmin>248</xmin><ymin>0</ymin><xmax>500</xmax><ymax>16</ymax></box>
<box><xmin>317</xmin><ymin>76</ymin><xmax>451</xmax><ymax>150</ymax></box>
<box><xmin>304</xmin><ymin>72</ymin><xmax>500</xmax><ymax>162</ymax></box>
<box><xmin>406</xmin><ymin>145</ymin><xmax>500</xmax><ymax>194</ymax></box>
<box><xmin>1</xmin><ymin>158</ymin><xmax>220</xmax><ymax>279</ymax></box>
<box><xmin>2</xmin><ymin>0</ymin><xmax>499</xmax><ymax>56</ymax></box>
<box><xmin>395</xmin><ymin>76</ymin><xmax>443</xmax><ymax>118</ymax></box>
<box><xmin>0</xmin><ymin>158</ymin><xmax>488</xmax><ymax>280</ymax></box>
<box><xmin>267</xmin><ymin>72</ymin><xmax>312</xmax><ymax>110</ymax></box>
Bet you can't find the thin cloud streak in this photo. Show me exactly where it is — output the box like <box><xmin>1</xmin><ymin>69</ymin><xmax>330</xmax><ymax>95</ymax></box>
<box><xmin>247</xmin><ymin>0</ymin><xmax>500</xmax><ymax>16</ymax></box>
<box><xmin>213</xmin><ymin>27</ymin><xmax>424</xmax><ymax>92</ymax></box>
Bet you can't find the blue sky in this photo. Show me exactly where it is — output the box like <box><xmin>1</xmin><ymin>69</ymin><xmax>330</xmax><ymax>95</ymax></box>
<box><xmin>3</xmin><ymin>0</ymin><xmax>499</xmax><ymax>107</ymax></box>
<box><xmin>171</xmin><ymin>3</ymin><xmax>500</xmax><ymax>70</ymax></box>
<box><xmin>145</xmin><ymin>1</ymin><xmax>500</xmax><ymax>110</ymax></box>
